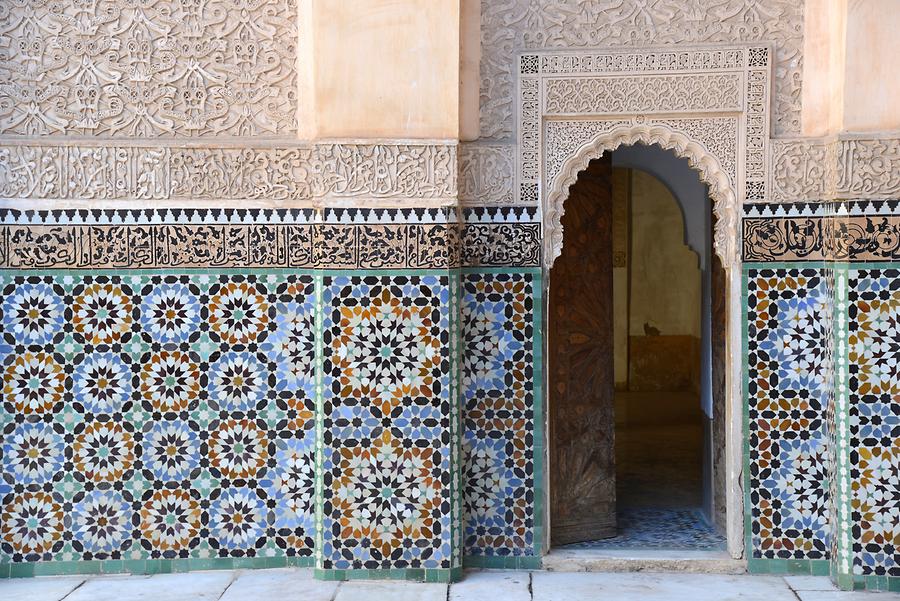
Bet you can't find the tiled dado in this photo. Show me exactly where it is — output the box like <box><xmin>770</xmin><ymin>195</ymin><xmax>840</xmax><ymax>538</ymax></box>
<box><xmin>318</xmin><ymin>274</ymin><xmax>458</xmax><ymax>575</ymax></box>
<box><xmin>848</xmin><ymin>268</ymin><xmax>900</xmax><ymax>584</ymax></box>
<box><xmin>745</xmin><ymin>267</ymin><xmax>833</xmax><ymax>566</ymax></box>
<box><xmin>743</xmin><ymin>201</ymin><xmax>900</xmax><ymax>592</ymax></box>
<box><xmin>0</xmin><ymin>209</ymin><xmax>544</xmax><ymax>581</ymax></box>
<box><xmin>460</xmin><ymin>270</ymin><xmax>542</xmax><ymax>568</ymax></box>
<box><xmin>0</xmin><ymin>271</ymin><xmax>319</xmax><ymax>577</ymax></box>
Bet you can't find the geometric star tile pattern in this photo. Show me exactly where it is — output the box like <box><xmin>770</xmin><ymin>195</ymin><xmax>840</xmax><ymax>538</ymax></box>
<box><xmin>461</xmin><ymin>272</ymin><xmax>537</xmax><ymax>558</ymax></box>
<box><xmin>746</xmin><ymin>268</ymin><xmax>832</xmax><ymax>560</ymax></box>
<box><xmin>0</xmin><ymin>273</ymin><xmax>317</xmax><ymax>564</ymax></box>
<box><xmin>321</xmin><ymin>275</ymin><xmax>453</xmax><ymax>571</ymax></box>
<box><xmin>848</xmin><ymin>269</ymin><xmax>900</xmax><ymax>577</ymax></box>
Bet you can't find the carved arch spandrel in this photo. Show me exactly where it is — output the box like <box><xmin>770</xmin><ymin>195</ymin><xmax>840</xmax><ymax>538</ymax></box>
<box><xmin>544</xmin><ymin>124</ymin><xmax>738</xmax><ymax>269</ymax></box>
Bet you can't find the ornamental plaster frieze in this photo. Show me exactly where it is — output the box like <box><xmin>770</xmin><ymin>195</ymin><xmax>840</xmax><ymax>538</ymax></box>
<box><xmin>0</xmin><ymin>0</ymin><xmax>298</xmax><ymax>137</ymax></box>
<box><xmin>771</xmin><ymin>135</ymin><xmax>900</xmax><ymax>202</ymax></box>
<box><xmin>479</xmin><ymin>0</ymin><xmax>804</xmax><ymax>140</ymax></box>
<box><xmin>0</xmin><ymin>142</ymin><xmax>458</xmax><ymax>204</ymax></box>
<box><xmin>543</xmin><ymin>73</ymin><xmax>744</xmax><ymax>116</ymax></box>
<box><xmin>458</xmin><ymin>144</ymin><xmax>515</xmax><ymax>205</ymax></box>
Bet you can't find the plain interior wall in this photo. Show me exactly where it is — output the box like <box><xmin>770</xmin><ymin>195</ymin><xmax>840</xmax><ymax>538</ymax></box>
<box><xmin>802</xmin><ymin>0</ymin><xmax>900</xmax><ymax>135</ymax></box>
<box><xmin>627</xmin><ymin>169</ymin><xmax>700</xmax><ymax>339</ymax></box>
<box><xmin>843</xmin><ymin>0</ymin><xmax>900</xmax><ymax>132</ymax></box>
<box><xmin>311</xmin><ymin>0</ymin><xmax>460</xmax><ymax>138</ymax></box>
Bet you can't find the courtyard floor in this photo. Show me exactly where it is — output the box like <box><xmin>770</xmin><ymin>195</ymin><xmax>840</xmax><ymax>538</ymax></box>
<box><xmin>1</xmin><ymin>568</ymin><xmax>893</xmax><ymax>601</ymax></box>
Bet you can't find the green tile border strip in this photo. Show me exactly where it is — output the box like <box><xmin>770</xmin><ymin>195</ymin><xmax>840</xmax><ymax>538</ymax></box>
<box><xmin>852</xmin><ymin>574</ymin><xmax>900</xmax><ymax>592</ymax></box>
<box><xmin>462</xmin><ymin>555</ymin><xmax>542</xmax><ymax>570</ymax></box>
<box><xmin>449</xmin><ymin>268</ymin><xmax>464</xmax><ymax>571</ymax></box>
<box><xmin>0</xmin><ymin>556</ymin><xmax>314</xmax><ymax>579</ymax></box>
<box><xmin>746</xmin><ymin>558</ymin><xmax>831</xmax><ymax>576</ymax></box>
<box><xmin>313</xmin><ymin>271</ymin><xmax>326</xmax><ymax>571</ymax></box>
<box><xmin>313</xmin><ymin>567</ymin><xmax>463</xmax><ymax>583</ymax></box>
<box><xmin>832</xmin><ymin>266</ymin><xmax>854</xmax><ymax>590</ymax></box>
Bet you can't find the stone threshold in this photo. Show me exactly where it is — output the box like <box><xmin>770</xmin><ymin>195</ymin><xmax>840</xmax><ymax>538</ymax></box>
<box><xmin>542</xmin><ymin>549</ymin><xmax>745</xmax><ymax>575</ymax></box>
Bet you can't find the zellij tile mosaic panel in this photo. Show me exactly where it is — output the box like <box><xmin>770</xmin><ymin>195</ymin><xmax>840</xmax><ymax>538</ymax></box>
<box><xmin>320</xmin><ymin>275</ymin><xmax>454</xmax><ymax>571</ymax></box>
<box><xmin>461</xmin><ymin>272</ymin><xmax>538</xmax><ymax>558</ymax></box>
<box><xmin>848</xmin><ymin>269</ymin><xmax>900</xmax><ymax>577</ymax></box>
<box><xmin>746</xmin><ymin>268</ymin><xmax>832</xmax><ymax>560</ymax></box>
<box><xmin>0</xmin><ymin>273</ymin><xmax>317</xmax><ymax>565</ymax></box>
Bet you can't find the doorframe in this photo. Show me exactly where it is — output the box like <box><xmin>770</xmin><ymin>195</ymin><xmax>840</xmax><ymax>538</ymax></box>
<box><xmin>517</xmin><ymin>44</ymin><xmax>774</xmax><ymax>559</ymax></box>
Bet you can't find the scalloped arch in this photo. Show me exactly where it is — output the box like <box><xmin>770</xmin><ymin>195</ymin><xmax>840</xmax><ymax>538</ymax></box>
<box><xmin>544</xmin><ymin>123</ymin><xmax>738</xmax><ymax>269</ymax></box>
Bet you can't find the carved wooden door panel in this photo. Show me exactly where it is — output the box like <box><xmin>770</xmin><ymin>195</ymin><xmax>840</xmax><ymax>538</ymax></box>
<box><xmin>549</xmin><ymin>154</ymin><xmax>617</xmax><ymax>545</ymax></box>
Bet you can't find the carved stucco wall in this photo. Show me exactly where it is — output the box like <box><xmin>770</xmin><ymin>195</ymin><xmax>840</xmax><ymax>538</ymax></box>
<box><xmin>0</xmin><ymin>142</ymin><xmax>458</xmax><ymax>206</ymax></box>
<box><xmin>478</xmin><ymin>0</ymin><xmax>804</xmax><ymax>141</ymax></box>
<box><xmin>0</xmin><ymin>0</ymin><xmax>298</xmax><ymax>138</ymax></box>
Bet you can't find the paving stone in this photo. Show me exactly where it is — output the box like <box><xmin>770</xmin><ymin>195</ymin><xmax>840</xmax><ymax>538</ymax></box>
<box><xmin>335</xmin><ymin>581</ymin><xmax>448</xmax><ymax>601</ymax></box>
<box><xmin>532</xmin><ymin>572</ymin><xmax>797</xmax><ymax>601</ymax></box>
<box><xmin>451</xmin><ymin>570</ymin><xmax>531</xmax><ymax>601</ymax></box>
<box><xmin>784</xmin><ymin>576</ymin><xmax>839</xmax><ymax>591</ymax></box>
<box><xmin>0</xmin><ymin>576</ymin><xmax>86</xmax><ymax>601</ymax></box>
<box><xmin>219</xmin><ymin>568</ymin><xmax>338</xmax><ymax>601</ymax></box>
<box><xmin>63</xmin><ymin>571</ymin><xmax>235</xmax><ymax>601</ymax></box>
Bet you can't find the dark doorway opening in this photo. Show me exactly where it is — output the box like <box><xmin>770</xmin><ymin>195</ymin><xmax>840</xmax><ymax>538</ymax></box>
<box><xmin>548</xmin><ymin>146</ymin><xmax>727</xmax><ymax>553</ymax></box>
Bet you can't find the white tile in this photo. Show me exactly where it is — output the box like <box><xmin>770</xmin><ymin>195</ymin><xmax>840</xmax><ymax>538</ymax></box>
<box><xmin>335</xmin><ymin>581</ymin><xmax>448</xmax><ymax>601</ymax></box>
<box><xmin>532</xmin><ymin>572</ymin><xmax>798</xmax><ymax>601</ymax></box>
<box><xmin>0</xmin><ymin>576</ymin><xmax>86</xmax><ymax>601</ymax></box>
<box><xmin>219</xmin><ymin>568</ymin><xmax>338</xmax><ymax>601</ymax></box>
<box><xmin>451</xmin><ymin>570</ymin><xmax>530</xmax><ymax>601</ymax></box>
<box><xmin>64</xmin><ymin>571</ymin><xmax>234</xmax><ymax>601</ymax></box>
<box><xmin>784</xmin><ymin>575</ymin><xmax>839</xmax><ymax>591</ymax></box>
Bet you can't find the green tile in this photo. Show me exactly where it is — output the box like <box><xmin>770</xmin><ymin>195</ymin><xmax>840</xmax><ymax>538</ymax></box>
<box><xmin>189</xmin><ymin>558</ymin><xmax>233</xmax><ymax>572</ymax></box>
<box><xmin>122</xmin><ymin>560</ymin><xmax>147</xmax><ymax>574</ymax></box>
<box><xmin>101</xmin><ymin>560</ymin><xmax>125</xmax><ymax>574</ymax></box>
<box><xmin>263</xmin><ymin>557</ymin><xmax>288</xmax><ymax>569</ymax></box>
<box><xmin>171</xmin><ymin>560</ymin><xmax>192</xmax><ymax>573</ymax></box>
<box><xmin>7</xmin><ymin>563</ymin><xmax>35</xmax><ymax>578</ymax></box>
<box><xmin>835</xmin><ymin>573</ymin><xmax>855</xmax><ymax>590</ymax></box>
<box><xmin>232</xmin><ymin>558</ymin><xmax>261</xmax><ymax>570</ymax></box>
<box><xmin>787</xmin><ymin>560</ymin><xmax>811</xmax><ymax>574</ymax></box>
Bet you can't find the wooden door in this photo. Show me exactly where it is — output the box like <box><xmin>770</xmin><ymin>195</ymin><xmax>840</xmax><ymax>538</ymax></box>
<box><xmin>549</xmin><ymin>154</ymin><xmax>617</xmax><ymax>545</ymax></box>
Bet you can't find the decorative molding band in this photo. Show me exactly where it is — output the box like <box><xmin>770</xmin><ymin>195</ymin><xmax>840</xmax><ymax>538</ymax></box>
<box><xmin>543</xmin><ymin>73</ymin><xmax>743</xmax><ymax>115</ymax></box>
<box><xmin>0</xmin><ymin>210</ymin><xmax>540</xmax><ymax>269</ymax></box>
<box><xmin>744</xmin><ymin>199</ymin><xmax>900</xmax><ymax>218</ymax></box>
<box><xmin>0</xmin><ymin>142</ymin><xmax>458</xmax><ymax>203</ymax></box>
<box><xmin>771</xmin><ymin>136</ymin><xmax>900</xmax><ymax>203</ymax></box>
<box><xmin>743</xmin><ymin>213</ymin><xmax>900</xmax><ymax>262</ymax></box>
